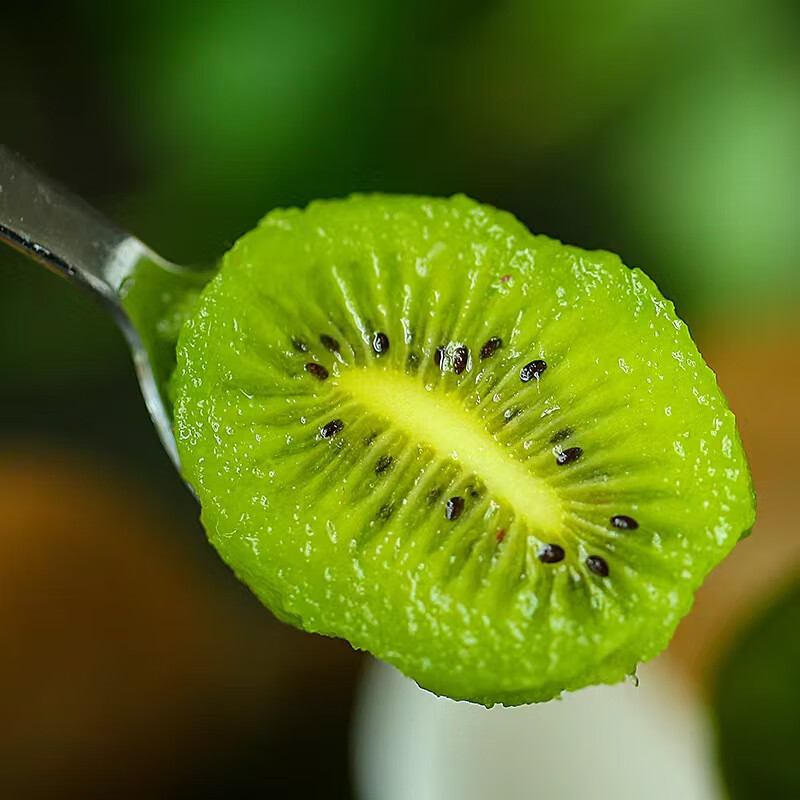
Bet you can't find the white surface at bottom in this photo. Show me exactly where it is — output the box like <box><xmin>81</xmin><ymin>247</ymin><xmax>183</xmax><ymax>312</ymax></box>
<box><xmin>353</xmin><ymin>656</ymin><xmax>723</xmax><ymax>800</ymax></box>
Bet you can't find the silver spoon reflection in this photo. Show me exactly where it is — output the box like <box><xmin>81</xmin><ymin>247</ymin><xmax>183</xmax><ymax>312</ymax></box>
<box><xmin>0</xmin><ymin>145</ymin><xmax>212</xmax><ymax>471</ymax></box>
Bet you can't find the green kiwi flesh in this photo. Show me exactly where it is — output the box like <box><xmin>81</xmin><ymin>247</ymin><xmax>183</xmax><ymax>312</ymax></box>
<box><xmin>171</xmin><ymin>195</ymin><xmax>755</xmax><ymax>706</ymax></box>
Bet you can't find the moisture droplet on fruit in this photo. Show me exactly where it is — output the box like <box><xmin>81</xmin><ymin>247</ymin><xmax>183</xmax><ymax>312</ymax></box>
<box><xmin>320</xmin><ymin>333</ymin><xmax>340</xmax><ymax>353</ymax></box>
<box><xmin>320</xmin><ymin>419</ymin><xmax>344</xmax><ymax>439</ymax></box>
<box><xmin>453</xmin><ymin>346</ymin><xmax>469</xmax><ymax>374</ymax></box>
<box><xmin>538</xmin><ymin>543</ymin><xmax>565</xmax><ymax>563</ymax></box>
<box><xmin>305</xmin><ymin>362</ymin><xmax>329</xmax><ymax>380</ymax></box>
<box><xmin>611</xmin><ymin>515</ymin><xmax>639</xmax><ymax>530</ymax></box>
<box><xmin>556</xmin><ymin>446</ymin><xmax>583</xmax><ymax>466</ymax></box>
<box><xmin>375</xmin><ymin>455</ymin><xmax>393</xmax><ymax>474</ymax></box>
<box><xmin>480</xmin><ymin>337</ymin><xmax>502</xmax><ymax>359</ymax></box>
<box><xmin>372</xmin><ymin>332</ymin><xmax>389</xmax><ymax>354</ymax></box>
<box><xmin>291</xmin><ymin>336</ymin><xmax>308</xmax><ymax>353</ymax></box>
<box><xmin>586</xmin><ymin>555</ymin><xmax>610</xmax><ymax>577</ymax></box>
<box><xmin>445</xmin><ymin>496</ymin><xmax>465</xmax><ymax>520</ymax></box>
<box><xmin>520</xmin><ymin>359</ymin><xmax>547</xmax><ymax>382</ymax></box>
<box><xmin>434</xmin><ymin>346</ymin><xmax>445</xmax><ymax>369</ymax></box>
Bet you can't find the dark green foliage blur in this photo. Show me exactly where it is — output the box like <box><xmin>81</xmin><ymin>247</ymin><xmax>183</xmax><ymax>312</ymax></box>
<box><xmin>713</xmin><ymin>581</ymin><xmax>800</xmax><ymax>800</ymax></box>
<box><xmin>3</xmin><ymin>1</ymin><xmax>799</xmax><ymax>342</ymax></box>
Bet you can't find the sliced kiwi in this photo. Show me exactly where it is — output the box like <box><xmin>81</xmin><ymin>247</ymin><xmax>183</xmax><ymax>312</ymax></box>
<box><xmin>171</xmin><ymin>194</ymin><xmax>755</xmax><ymax>706</ymax></box>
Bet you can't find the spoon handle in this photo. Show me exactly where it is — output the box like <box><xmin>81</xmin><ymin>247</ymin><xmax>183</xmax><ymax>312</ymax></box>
<box><xmin>0</xmin><ymin>144</ymin><xmax>154</xmax><ymax>304</ymax></box>
<box><xmin>0</xmin><ymin>144</ymin><xmax>189</xmax><ymax>471</ymax></box>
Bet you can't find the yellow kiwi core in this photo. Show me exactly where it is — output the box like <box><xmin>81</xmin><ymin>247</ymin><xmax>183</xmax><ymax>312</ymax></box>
<box><xmin>336</xmin><ymin>365</ymin><xmax>564</xmax><ymax>534</ymax></box>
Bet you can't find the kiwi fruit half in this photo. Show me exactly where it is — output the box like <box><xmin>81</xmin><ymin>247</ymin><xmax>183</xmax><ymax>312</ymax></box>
<box><xmin>171</xmin><ymin>194</ymin><xmax>755</xmax><ymax>706</ymax></box>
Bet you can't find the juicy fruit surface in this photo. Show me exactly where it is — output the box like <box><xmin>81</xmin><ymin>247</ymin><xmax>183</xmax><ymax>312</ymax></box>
<box><xmin>172</xmin><ymin>195</ymin><xmax>755</xmax><ymax>705</ymax></box>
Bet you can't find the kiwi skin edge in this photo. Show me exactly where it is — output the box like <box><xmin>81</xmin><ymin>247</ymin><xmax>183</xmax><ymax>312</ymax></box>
<box><xmin>171</xmin><ymin>194</ymin><xmax>756</xmax><ymax>706</ymax></box>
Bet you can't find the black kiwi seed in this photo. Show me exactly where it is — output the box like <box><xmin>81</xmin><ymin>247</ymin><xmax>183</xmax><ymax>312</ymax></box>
<box><xmin>375</xmin><ymin>455</ymin><xmax>393</xmax><ymax>474</ymax></box>
<box><xmin>586</xmin><ymin>555</ymin><xmax>610</xmax><ymax>577</ymax></box>
<box><xmin>363</xmin><ymin>432</ymin><xmax>378</xmax><ymax>447</ymax></box>
<box><xmin>372</xmin><ymin>332</ymin><xmax>390</xmax><ymax>354</ymax></box>
<box><xmin>520</xmin><ymin>359</ymin><xmax>547</xmax><ymax>382</ymax></box>
<box><xmin>291</xmin><ymin>336</ymin><xmax>309</xmax><ymax>353</ymax></box>
<box><xmin>611</xmin><ymin>515</ymin><xmax>639</xmax><ymax>530</ymax></box>
<box><xmin>445</xmin><ymin>496</ymin><xmax>465</xmax><ymax>520</ymax></box>
<box><xmin>320</xmin><ymin>334</ymin><xmax>340</xmax><ymax>353</ymax></box>
<box><xmin>550</xmin><ymin>428</ymin><xmax>573</xmax><ymax>444</ymax></box>
<box><xmin>434</xmin><ymin>346</ymin><xmax>446</xmax><ymax>369</ymax></box>
<box><xmin>555</xmin><ymin>446</ymin><xmax>583</xmax><ymax>466</ymax></box>
<box><xmin>480</xmin><ymin>337</ymin><xmax>503</xmax><ymax>359</ymax></box>
<box><xmin>320</xmin><ymin>419</ymin><xmax>344</xmax><ymax>439</ymax></box>
<box><xmin>304</xmin><ymin>362</ymin><xmax>329</xmax><ymax>380</ymax></box>
<box><xmin>452</xmin><ymin>346</ymin><xmax>469</xmax><ymax>374</ymax></box>
<box><xmin>537</xmin><ymin>543</ymin><xmax>566</xmax><ymax>564</ymax></box>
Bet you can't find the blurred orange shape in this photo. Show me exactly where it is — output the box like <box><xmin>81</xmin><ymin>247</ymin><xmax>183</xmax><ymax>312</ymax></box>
<box><xmin>670</xmin><ymin>320</ymin><xmax>800</xmax><ymax>688</ymax></box>
<box><xmin>0</xmin><ymin>446</ymin><xmax>357</xmax><ymax>798</ymax></box>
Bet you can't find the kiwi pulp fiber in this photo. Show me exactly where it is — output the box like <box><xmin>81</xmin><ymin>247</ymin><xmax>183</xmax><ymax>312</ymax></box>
<box><xmin>171</xmin><ymin>195</ymin><xmax>755</xmax><ymax>706</ymax></box>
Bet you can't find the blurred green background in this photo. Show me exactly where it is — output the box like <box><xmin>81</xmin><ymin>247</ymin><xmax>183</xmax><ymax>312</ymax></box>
<box><xmin>1</xmin><ymin>1</ymin><xmax>798</xmax><ymax>798</ymax></box>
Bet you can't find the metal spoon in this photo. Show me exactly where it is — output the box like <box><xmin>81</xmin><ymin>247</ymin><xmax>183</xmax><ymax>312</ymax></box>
<box><xmin>0</xmin><ymin>145</ymin><xmax>213</xmax><ymax>471</ymax></box>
